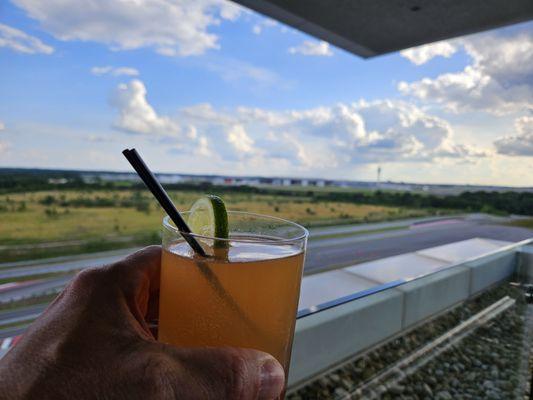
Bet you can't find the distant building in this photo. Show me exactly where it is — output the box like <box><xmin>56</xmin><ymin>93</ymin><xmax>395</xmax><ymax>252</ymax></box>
<box><xmin>48</xmin><ymin>178</ymin><xmax>68</xmax><ymax>184</ymax></box>
<box><xmin>157</xmin><ymin>174</ymin><xmax>184</xmax><ymax>184</ymax></box>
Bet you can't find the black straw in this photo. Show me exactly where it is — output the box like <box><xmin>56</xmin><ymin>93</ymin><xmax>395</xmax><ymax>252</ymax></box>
<box><xmin>122</xmin><ymin>148</ymin><xmax>207</xmax><ymax>257</ymax></box>
<box><xmin>122</xmin><ymin>148</ymin><xmax>276</xmax><ymax>344</ymax></box>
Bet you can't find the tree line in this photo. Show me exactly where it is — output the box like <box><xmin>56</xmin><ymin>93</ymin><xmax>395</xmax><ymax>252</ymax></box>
<box><xmin>1</xmin><ymin>169</ymin><xmax>532</xmax><ymax>216</ymax></box>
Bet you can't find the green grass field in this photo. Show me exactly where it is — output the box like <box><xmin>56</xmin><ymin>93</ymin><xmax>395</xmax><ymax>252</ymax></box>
<box><xmin>507</xmin><ymin>218</ymin><xmax>533</xmax><ymax>229</ymax></box>
<box><xmin>0</xmin><ymin>189</ymin><xmax>433</xmax><ymax>261</ymax></box>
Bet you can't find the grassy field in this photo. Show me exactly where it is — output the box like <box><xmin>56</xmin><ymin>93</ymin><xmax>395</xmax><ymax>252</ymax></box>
<box><xmin>507</xmin><ymin>218</ymin><xmax>533</xmax><ymax>229</ymax></box>
<box><xmin>0</xmin><ymin>294</ymin><xmax>58</xmax><ymax>312</ymax></box>
<box><xmin>0</xmin><ymin>189</ymin><xmax>433</xmax><ymax>261</ymax></box>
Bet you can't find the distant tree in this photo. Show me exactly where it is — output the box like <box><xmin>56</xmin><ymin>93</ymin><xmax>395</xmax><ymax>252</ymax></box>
<box><xmin>44</xmin><ymin>208</ymin><xmax>58</xmax><ymax>217</ymax></box>
<box><xmin>135</xmin><ymin>202</ymin><xmax>150</xmax><ymax>214</ymax></box>
<box><xmin>17</xmin><ymin>201</ymin><xmax>26</xmax><ymax>212</ymax></box>
<box><xmin>40</xmin><ymin>195</ymin><xmax>56</xmax><ymax>206</ymax></box>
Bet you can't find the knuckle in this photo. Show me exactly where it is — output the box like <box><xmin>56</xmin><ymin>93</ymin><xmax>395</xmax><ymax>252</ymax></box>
<box><xmin>143</xmin><ymin>355</ymin><xmax>174</xmax><ymax>382</ymax></box>
<box><xmin>72</xmin><ymin>267</ymin><xmax>106</xmax><ymax>288</ymax></box>
<box><xmin>224</xmin><ymin>353</ymin><xmax>249</xmax><ymax>399</ymax></box>
<box><xmin>138</xmin><ymin>355</ymin><xmax>179</xmax><ymax>399</ymax></box>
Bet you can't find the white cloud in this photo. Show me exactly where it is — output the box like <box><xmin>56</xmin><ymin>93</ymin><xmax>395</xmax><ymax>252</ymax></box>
<box><xmin>252</xmin><ymin>18</ymin><xmax>278</xmax><ymax>35</ymax></box>
<box><xmin>205</xmin><ymin>58</ymin><xmax>281</xmax><ymax>86</ymax></box>
<box><xmin>399</xmin><ymin>26</ymin><xmax>533</xmax><ymax>115</ymax></box>
<box><xmin>494</xmin><ymin>115</ymin><xmax>533</xmax><ymax>156</ymax></box>
<box><xmin>86</xmin><ymin>134</ymin><xmax>115</xmax><ymax>143</ymax></box>
<box><xmin>111</xmin><ymin>80</ymin><xmax>181</xmax><ymax>136</ymax></box>
<box><xmin>0</xmin><ymin>23</ymin><xmax>53</xmax><ymax>54</ymax></box>
<box><xmin>91</xmin><ymin>66</ymin><xmax>139</xmax><ymax>77</ymax></box>
<box><xmin>227</xmin><ymin>125</ymin><xmax>255</xmax><ymax>154</ymax></box>
<box><xmin>111</xmin><ymin>80</ymin><xmax>485</xmax><ymax>168</ymax></box>
<box><xmin>400</xmin><ymin>41</ymin><xmax>458</xmax><ymax>65</ymax></box>
<box><xmin>0</xmin><ymin>120</ymin><xmax>8</xmax><ymax>154</ymax></box>
<box><xmin>0</xmin><ymin>141</ymin><xmax>10</xmax><ymax>154</ymax></box>
<box><xmin>11</xmin><ymin>0</ymin><xmax>242</xmax><ymax>56</ymax></box>
<box><xmin>111</xmin><ymin>80</ymin><xmax>215</xmax><ymax>158</ymax></box>
<box><xmin>289</xmin><ymin>40</ymin><xmax>333</xmax><ymax>57</ymax></box>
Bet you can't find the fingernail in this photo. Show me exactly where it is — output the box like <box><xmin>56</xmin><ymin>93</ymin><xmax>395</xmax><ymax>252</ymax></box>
<box><xmin>259</xmin><ymin>359</ymin><xmax>285</xmax><ymax>400</ymax></box>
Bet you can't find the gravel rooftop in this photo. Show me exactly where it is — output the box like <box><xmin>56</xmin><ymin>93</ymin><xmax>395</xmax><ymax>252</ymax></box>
<box><xmin>287</xmin><ymin>284</ymin><xmax>531</xmax><ymax>400</ymax></box>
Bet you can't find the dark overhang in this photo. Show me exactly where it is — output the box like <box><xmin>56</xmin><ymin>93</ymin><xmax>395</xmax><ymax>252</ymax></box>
<box><xmin>232</xmin><ymin>0</ymin><xmax>533</xmax><ymax>57</ymax></box>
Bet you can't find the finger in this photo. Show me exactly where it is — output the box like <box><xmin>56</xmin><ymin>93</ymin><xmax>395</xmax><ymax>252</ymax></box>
<box><xmin>124</xmin><ymin>245</ymin><xmax>161</xmax><ymax>322</ymax></box>
<box><xmin>105</xmin><ymin>246</ymin><xmax>161</xmax><ymax>333</ymax></box>
<box><xmin>119</xmin><ymin>245</ymin><xmax>162</xmax><ymax>292</ymax></box>
<box><xmin>162</xmin><ymin>345</ymin><xmax>285</xmax><ymax>400</ymax></box>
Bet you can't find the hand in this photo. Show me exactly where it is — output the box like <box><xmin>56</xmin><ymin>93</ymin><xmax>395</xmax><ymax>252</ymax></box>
<box><xmin>0</xmin><ymin>246</ymin><xmax>285</xmax><ymax>400</ymax></box>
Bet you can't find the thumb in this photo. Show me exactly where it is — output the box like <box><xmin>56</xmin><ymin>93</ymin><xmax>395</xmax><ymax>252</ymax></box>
<box><xmin>164</xmin><ymin>345</ymin><xmax>286</xmax><ymax>400</ymax></box>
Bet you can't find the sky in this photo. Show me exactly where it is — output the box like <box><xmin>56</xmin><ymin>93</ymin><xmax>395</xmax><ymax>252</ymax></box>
<box><xmin>0</xmin><ymin>1</ymin><xmax>532</xmax><ymax>186</ymax></box>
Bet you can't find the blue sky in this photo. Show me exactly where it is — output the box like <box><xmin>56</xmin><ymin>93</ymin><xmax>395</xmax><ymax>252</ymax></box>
<box><xmin>0</xmin><ymin>1</ymin><xmax>532</xmax><ymax>186</ymax></box>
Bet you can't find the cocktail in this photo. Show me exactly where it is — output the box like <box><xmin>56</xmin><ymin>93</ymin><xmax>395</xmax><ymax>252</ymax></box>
<box><xmin>122</xmin><ymin>149</ymin><xmax>307</xmax><ymax>397</ymax></box>
<box><xmin>159</xmin><ymin>198</ymin><xmax>307</xmax><ymax>393</ymax></box>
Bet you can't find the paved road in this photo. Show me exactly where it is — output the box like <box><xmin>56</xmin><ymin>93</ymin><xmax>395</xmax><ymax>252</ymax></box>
<box><xmin>0</xmin><ymin>248</ymin><xmax>141</xmax><ymax>278</ymax></box>
<box><xmin>0</xmin><ymin>217</ymin><xmax>531</xmax><ymax>339</ymax></box>
<box><xmin>0</xmin><ymin>304</ymin><xmax>47</xmax><ymax>325</ymax></box>
<box><xmin>0</xmin><ymin>304</ymin><xmax>48</xmax><ymax>319</ymax></box>
<box><xmin>308</xmin><ymin>215</ymin><xmax>467</xmax><ymax>237</ymax></box>
<box><xmin>0</xmin><ymin>216</ymin><xmax>531</xmax><ymax>305</ymax></box>
<box><xmin>0</xmin><ymin>326</ymin><xmax>26</xmax><ymax>340</ymax></box>
<box><xmin>0</xmin><ymin>215</ymin><xmax>455</xmax><ymax>280</ymax></box>
<box><xmin>0</xmin><ymin>275</ymin><xmax>72</xmax><ymax>303</ymax></box>
<box><xmin>0</xmin><ymin>215</ymin><xmax>453</xmax><ymax>279</ymax></box>
<box><xmin>305</xmin><ymin>219</ymin><xmax>532</xmax><ymax>272</ymax></box>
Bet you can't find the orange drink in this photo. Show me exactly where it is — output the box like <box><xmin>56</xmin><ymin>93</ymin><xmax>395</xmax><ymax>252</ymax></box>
<box><xmin>158</xmin><ymin>212</ymin><xmax>308</xmax><ymax>394</ymax></box>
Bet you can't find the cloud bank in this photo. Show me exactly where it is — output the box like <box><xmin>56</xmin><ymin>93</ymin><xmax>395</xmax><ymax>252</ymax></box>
<box><xmin>0</xmin><ymin>23</ymin><xmax>53</xmax><ymax>54</ymax></box>
<box><xmin>289</xmin><ymin>40</ymin><xmax>333</xmax><ymax>56</ymax></box>
<box><xmin>494</xmin><ymin>116</ymin><xmax>533</xmax><ymax>156</ymax></box>
<box><xmin>11</xmin><ymin>0</ymin><xmax>242</xmax><ymax>56</ymax></box>
<box><xmin>112</xmin><ymin>80</ymin><xmax>485</xmax><ymax>170</ymax></box>
<box><xmin>91</xmin><ymin>66</ymin><xmax>139</xmax><ymax>77</ymax></box>
<box><xmin>399</xmin><ymin>31</ymin><xmax>533</xmax><ymax>115</ymax></box>
<box><xmin>400</xmin><ymin>41</ymin><xmax>458</xmax><ymax>65</ymax></box>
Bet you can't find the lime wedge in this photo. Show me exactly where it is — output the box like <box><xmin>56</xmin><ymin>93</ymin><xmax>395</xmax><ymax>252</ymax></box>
<box><xmin>188</xmin><ymin>195</ymin><xmax>229</xmax><ymax>248</ymax></box>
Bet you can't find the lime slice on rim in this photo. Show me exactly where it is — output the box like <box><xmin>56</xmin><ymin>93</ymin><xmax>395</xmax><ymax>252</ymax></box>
<box><xmin>188</xmin><ymin>195</ymin><xmax>229</xmax><ymax>248</ymax></box>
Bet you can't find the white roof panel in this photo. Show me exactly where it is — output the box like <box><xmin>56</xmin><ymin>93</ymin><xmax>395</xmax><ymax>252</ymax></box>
<box><xmin>298</xmin><ymin>270</ymin><xmax>377</xmax><ymax>310</ymax></box>
<box><xmin>416</xmin><ymin>238</ymin><xmax>511</xmax><ymax>263</ymax></box>
<box><xmin>344</xmin><ymin>253</ymin><xmax>447</xmax><ymax>284</ymax></box>
<box><xmin>298</xmin><ymin>237</ymin><xmax>514</xmax><ymax>312</ymax></box>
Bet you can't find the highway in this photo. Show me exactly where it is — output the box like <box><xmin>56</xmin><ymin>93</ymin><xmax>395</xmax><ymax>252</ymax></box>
<box><xmin>0</xmin><ymin>304</ymin><xmax>48</xmax><ymax>325</ymax></box>
<box><xmin>308</xmin><ymin>215</ymin><xmax>462</xmax><ymax>237</ymax></box>
<box><xmin>0</xmin><ymin>248</ymin><xmax>141</xmax><ymax>277</ymax></box>
<box><xmin>0</xmin><ymin>275</ymin><xmax>72</xmax><ymax>303</ymax></box>
<box><xmin>305</xmin><ymin>217</ymin><xmax>532</xmax><ymax>272</ymax></box>
<box><xmin>0</xmin><ymin>215</ymin><xmax>454</xmax><ymax>280</ymax></box>
<box><xmin>0</xmin><ymin>214</ymin><xmax>531</xmax><ymax>339</ymax></box>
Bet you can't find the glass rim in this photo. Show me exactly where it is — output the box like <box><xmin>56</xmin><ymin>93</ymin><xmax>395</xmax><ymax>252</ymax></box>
<box><xmin>162</xmin><ymin>211</ymin><xmax>309</xmax><ymax>244</ymax></box>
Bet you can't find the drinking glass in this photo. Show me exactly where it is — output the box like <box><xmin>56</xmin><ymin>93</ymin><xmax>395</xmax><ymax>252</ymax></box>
<box><xmin>159</xmin><ymin>211</ymin><xmax>308</xmax><ymax>395</ymax></box>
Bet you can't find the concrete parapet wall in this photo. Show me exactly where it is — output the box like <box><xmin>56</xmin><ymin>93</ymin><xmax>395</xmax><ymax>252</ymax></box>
<box><xmin>399</xmin><ymin>265</ymin><xmax>470</xmax><ymax>328</ymax></box>
<box><xmin>289</xmin><ymin>239</ymin><xmax>528</xmax><ymax>388</ymax></box>
<box><xmin>517</xmin><ymin>245</ymin><xmax>533</xmax><ymax>283</ymax></box>
<box><xmin>288</xmin><ymin>288</ymin><xmax>403</xmax><ymax>386</ymax></box>
<box><xmin>466</xmin><ymin>251</ymin><xmax>517</xmax><ymax>294</ymax></box>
